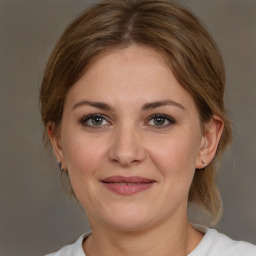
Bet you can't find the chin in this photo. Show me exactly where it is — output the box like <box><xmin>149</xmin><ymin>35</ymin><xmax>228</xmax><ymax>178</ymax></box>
<box><xmin>101</xmin><ymin>205</ymin><xmax>159</xmax><ymax>232</ymax></box>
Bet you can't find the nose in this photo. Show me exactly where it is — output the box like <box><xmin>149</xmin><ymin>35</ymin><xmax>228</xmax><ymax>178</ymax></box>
<box><xmin>108</xmin><ymin>124</ymin><xmax>146</xmax><ymax>167</ymax></box>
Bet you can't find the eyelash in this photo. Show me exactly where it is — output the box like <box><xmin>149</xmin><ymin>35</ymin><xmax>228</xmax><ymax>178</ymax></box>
<box><xmin>80</xmin><ymin>113</ymin><xmax>176</xmax><ymax>129</ymax></box>
<box><xmin>146</xmin><ymin>114</ymin><xmax>176</xmax><ymax>128</ymax></box>
<box><xmin>80</xmin><ymin>114</ymin><xmax>111</xmax><ymax>129</ymax></box>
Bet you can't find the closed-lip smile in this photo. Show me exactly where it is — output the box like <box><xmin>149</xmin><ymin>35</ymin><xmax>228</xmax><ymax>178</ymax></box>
<box><xmin>100</xmin><ymin>176</ymin><xmax>156</xmax><ymax>195</ymax></box>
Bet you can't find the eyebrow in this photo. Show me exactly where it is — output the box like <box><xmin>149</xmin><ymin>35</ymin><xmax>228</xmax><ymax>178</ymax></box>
<box><xmin>72</xmin><ymin>99</ymin><xmax>185</xmax><ymax>111</ymax></box>
<box><xmin>72</xmin><ymin>100</ymin><xmax>114</xmax><ymax>111</ymax></box>
<box><xmin>141</xmin><ymin>100</ymin><xmax>185</xmax><ymax>111</ymax></box>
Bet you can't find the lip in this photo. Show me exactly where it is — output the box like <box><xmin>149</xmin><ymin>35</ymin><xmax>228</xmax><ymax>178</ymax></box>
<box><xmin>100</xmin><ymin>176</ymin><xmax>156</xmax><ymax>195</ymax></box>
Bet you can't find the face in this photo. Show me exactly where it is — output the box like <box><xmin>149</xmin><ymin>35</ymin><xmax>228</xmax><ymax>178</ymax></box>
<box><xmin>51</xmin><ymin>45</ymin><xmax>211</xmax><ymax>231</ymax></box>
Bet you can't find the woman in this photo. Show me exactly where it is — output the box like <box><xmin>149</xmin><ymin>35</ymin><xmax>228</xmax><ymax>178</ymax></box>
<box><xmin>40</xmin><ymin>0</ymin><xmax>256</xmax><ymax>255</ymax></box>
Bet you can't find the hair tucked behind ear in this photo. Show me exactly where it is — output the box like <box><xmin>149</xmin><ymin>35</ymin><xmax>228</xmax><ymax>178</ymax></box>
<box><xmin>40</xmin><ymin>0</ymin><xmax>232</xmax><ymax>224</ymax></box>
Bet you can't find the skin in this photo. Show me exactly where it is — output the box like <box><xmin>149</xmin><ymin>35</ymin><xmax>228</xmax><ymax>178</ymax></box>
<box><xmin>48</xmin><ymin>45</ymin><xmax>223</xmax><ymax>256</ymax></box>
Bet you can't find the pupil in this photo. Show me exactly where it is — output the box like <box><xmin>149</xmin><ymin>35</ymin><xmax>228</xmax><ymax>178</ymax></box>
<box><xmin>154</xmin><ymin>117</ymin><xmax>165</xmax><ymax>125</ymax></box>
<box><xmin>92</xmin><ymin>116</ymin><xmax>103</xmax><ymax>125</ymax></box>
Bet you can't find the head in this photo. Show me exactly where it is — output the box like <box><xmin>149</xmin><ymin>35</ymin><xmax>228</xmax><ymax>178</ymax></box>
<box><xmin>40</xmin><ymin>0</ymin><xmax>232</xmax><ymax>225</ymax></box>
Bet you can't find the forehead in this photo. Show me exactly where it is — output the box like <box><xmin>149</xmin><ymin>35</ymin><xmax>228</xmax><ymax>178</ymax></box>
<box><xmin>65</xmin><ymin>45</ymin><xmax>196</xmax><ymax>111</ymax></box>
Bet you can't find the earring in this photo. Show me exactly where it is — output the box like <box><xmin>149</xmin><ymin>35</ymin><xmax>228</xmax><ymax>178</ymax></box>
<box><xmin>57</xmin><ymin>162</ymin><xmax>65</xmax><ymax>172</ymax></box>
<box><xmin>202</xmin><ymin>160</ymin><xmax>206</xmax><ymax>169</ymax></box>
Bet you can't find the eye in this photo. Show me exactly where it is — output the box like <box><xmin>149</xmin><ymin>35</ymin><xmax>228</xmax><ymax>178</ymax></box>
<box><xmin>147</xmin><ymin>114</ymin><xmax>175</xmax><ymax>128</ymax></box>
<box><xmin>80</xmin><ymin>114</ymin><xmax>110</xmax><ymax>128</ymax></box>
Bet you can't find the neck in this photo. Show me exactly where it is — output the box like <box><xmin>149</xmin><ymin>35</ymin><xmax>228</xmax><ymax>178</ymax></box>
<box><xmin>83</xmin><ymin>211</ymin><xmax>203</xmax><ymax>256</ymax></box>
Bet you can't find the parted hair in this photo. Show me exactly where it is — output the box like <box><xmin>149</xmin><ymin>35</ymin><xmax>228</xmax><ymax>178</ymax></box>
<box><xmin>40</xmin><ymin>0</ymin><xmax>232</xmax><ymax>224</ymax></box>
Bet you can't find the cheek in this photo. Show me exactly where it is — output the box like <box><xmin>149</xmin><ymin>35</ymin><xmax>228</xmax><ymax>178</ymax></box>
<box><xmin>148</xmin><ymin>130</ymin><xmax>201</xmax><ymax>182</ymax></box>
<box><xmin>60</xmin><ymin>132</ymin><xmax>109</xmax><ymax>208</ymax></box>
<box><xmin>61</xmin><ymin>130</ymin><xmax>108</xmax><ymax>179</ymax></box>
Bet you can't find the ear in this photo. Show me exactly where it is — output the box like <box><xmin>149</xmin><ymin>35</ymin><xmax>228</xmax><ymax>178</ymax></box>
<box><xmin>196</xmin><ymin>115</ymin><xmax>224</xmax><ymax>169</ymax></box>
<box><xmin>47</xmin><ymin>122</ymin><xmax>67</xmax><ymax>170</ymax></box>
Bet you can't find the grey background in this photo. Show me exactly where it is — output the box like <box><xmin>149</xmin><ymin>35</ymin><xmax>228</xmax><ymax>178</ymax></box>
<box><xmin>0</xmin><ymin>0</ymin><xmax>255</xmax><ymax>255</ymax></box>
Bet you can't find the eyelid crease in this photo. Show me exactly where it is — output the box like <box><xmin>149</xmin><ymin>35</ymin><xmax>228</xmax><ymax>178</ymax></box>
<box><xmin>147</xmin><ymin>113</ymin><xmax>176</xmax><ymax>123</ymax></box>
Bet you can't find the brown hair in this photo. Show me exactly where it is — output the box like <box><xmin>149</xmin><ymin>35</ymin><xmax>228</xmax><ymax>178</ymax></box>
<box><xmin>40</xmin><ymin>0</ymin><xmax>232</xmax><ymax>223</ymax></box>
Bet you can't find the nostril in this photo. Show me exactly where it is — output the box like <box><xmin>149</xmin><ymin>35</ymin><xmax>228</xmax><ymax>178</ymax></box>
<box><xmin>108</xmin><ymin>130</ymin><xmax>146</xmax><ymax>165</ymax></box>
<box><xmin>111</xmin><ymin>158</ymin><xmax>142</xmax><ymax>167</ymax></box>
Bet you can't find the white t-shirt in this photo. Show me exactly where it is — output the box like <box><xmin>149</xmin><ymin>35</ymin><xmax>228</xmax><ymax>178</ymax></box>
<box><xmin>45</xmin><ymin>225</ymin><xmax>256</xmax><ymax>256</ymax></box>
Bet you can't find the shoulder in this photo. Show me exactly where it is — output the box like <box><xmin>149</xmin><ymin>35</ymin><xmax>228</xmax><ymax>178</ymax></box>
<box><xmin>190</xmin><ymin>225</ymin><xmax>256</xmax><ymax>256</ymax></box>
<box><xmin>44</xmin><ymin>233</ymin><xmax>90</xmax><ymax>256</ymax></box>
<box><xmin>206</xmin><ymin>229</ymin><xmax>256</xmax><ymax>255</ymax></box>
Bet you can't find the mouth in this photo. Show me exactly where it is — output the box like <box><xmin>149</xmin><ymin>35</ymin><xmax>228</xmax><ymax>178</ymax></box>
<box><xmin>100</xmin><ymin>176</ymin><xmax>156</xmax><ymax>195</ymax></box>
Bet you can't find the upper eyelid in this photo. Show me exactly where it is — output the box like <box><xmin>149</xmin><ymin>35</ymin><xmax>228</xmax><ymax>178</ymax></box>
<box><xmin>81</xmin><ymin>114</ymin><xmax>111</xmax><ymax>125</ymax></box>
<box><xmin>82</xmin><ymin>113</ymin><xmax>110</xmax><ymax>120</ymax></box>
<box><xmin>145</xmin><ymin>116</ymin><xmax>176</xmax><ymax>131</ymax></box>
<box><xmin>147</xmin><ymin>114</ymin><xmax>176</xmax><ymax>122</ymax></box>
